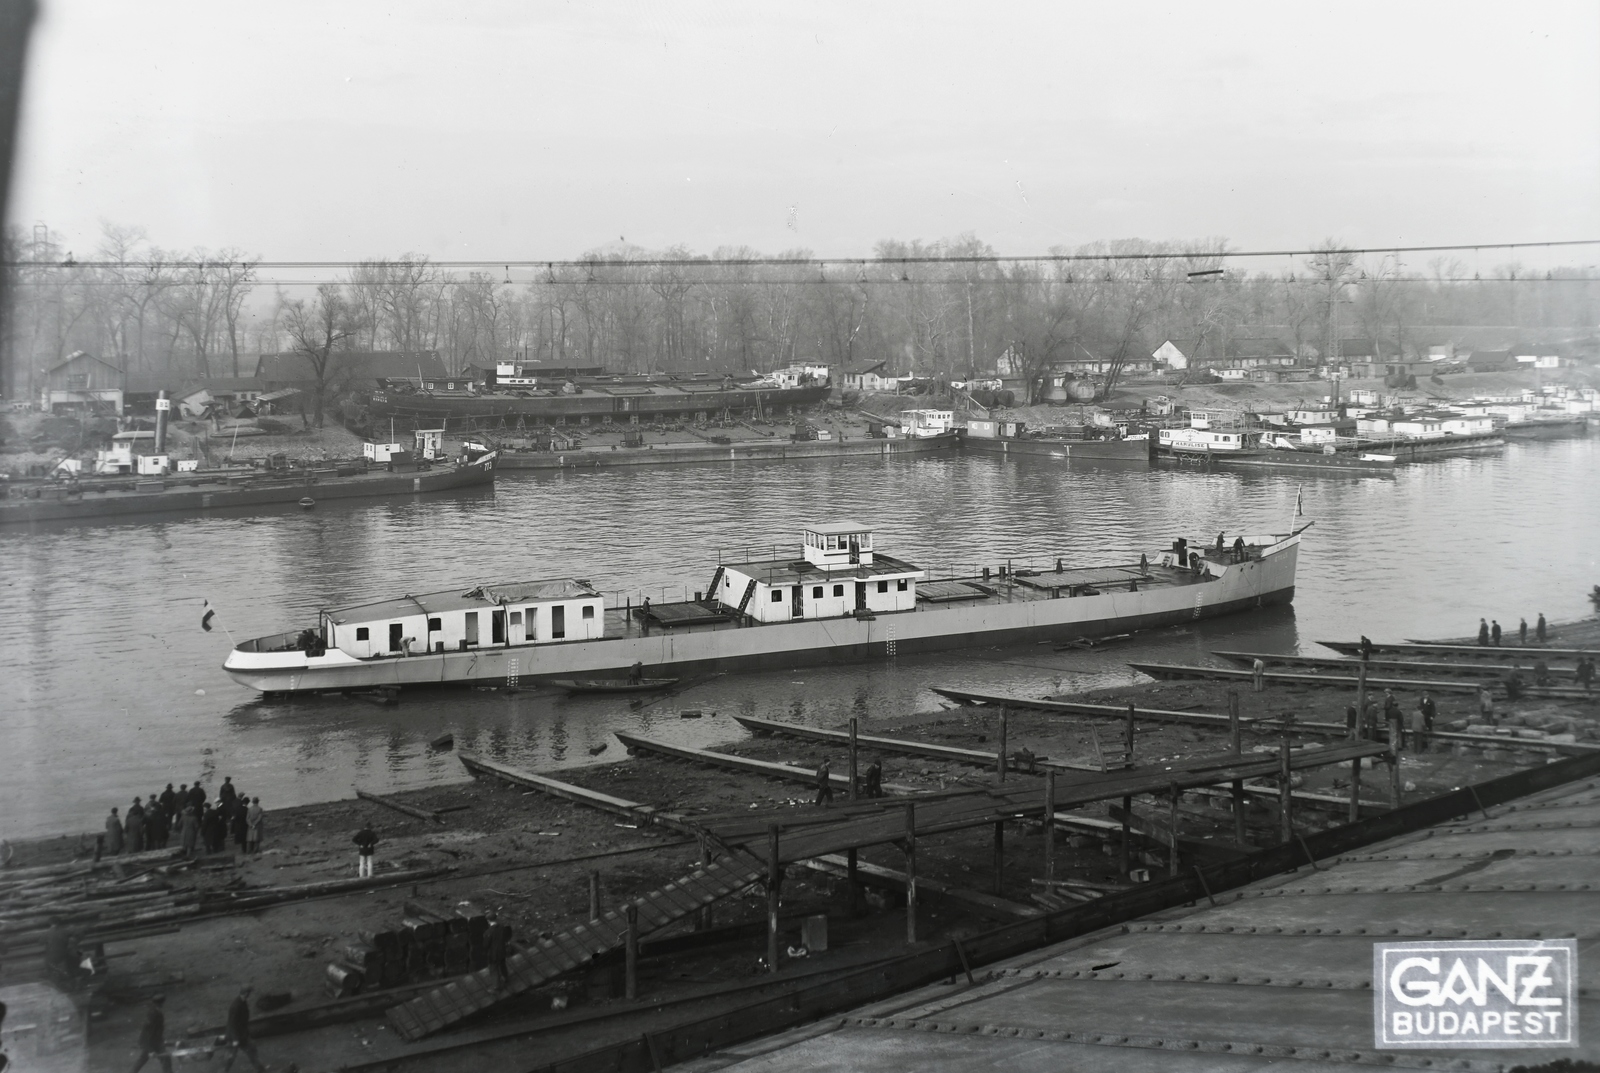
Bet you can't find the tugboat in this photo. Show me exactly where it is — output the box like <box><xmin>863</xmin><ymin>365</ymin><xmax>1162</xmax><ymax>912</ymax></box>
<box><xmin>224</xmin><ymin>519</ymin><xmax>1304</xmax><ymax>695</ymax></box>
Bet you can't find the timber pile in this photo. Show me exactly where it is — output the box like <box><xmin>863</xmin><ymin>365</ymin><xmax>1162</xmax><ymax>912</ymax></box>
<box><xmin>0</xmin><ymin>849</ymin><xmax>211</xmax><ymax>952</ymax></box>
<box><xmin>328</xmin><ymin>899</ymin><xmax>493</xmax><ymax>997</ymax></box>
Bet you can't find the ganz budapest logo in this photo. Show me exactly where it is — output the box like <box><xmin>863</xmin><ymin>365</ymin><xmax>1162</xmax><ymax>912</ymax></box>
<box><xmin>1375</xmin><ymin>940</ymin><xmax>1576</xmax><ymax>1049</ymax></box>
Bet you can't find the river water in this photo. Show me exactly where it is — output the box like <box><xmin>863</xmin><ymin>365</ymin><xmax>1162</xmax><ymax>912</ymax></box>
<box><xmin>2</xmin><ymin>439</ymin><xmax>1596</xmax><ymax>840</ymax></box>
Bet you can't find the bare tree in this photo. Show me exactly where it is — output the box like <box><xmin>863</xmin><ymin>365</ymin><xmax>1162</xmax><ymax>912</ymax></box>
<box><xmin>279</xmin><ymin>283</ymin><xmax>357</xmax><ymax>427</ymax></box>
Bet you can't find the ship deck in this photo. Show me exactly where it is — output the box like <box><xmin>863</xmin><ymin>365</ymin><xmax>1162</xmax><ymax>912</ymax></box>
<box><xmin>602</xmin><ymin>559</ymin><xmax>1221</xmax><ymax>641</ymax></box>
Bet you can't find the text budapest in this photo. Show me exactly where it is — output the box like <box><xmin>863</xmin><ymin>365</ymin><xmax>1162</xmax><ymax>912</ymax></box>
<box><xmin>1374</xmin><ymin>940</ymin><xmax>1576</xmax><ymax>1049</ymax></box>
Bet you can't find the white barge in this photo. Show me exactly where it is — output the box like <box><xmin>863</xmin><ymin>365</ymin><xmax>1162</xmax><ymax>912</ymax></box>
<box><xmin>223</xmin><ymin>520</ymin><xmax>1303</xmax><ymax>694</ymax></box>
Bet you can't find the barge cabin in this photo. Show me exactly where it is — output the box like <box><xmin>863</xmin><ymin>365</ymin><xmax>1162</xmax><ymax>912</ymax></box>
<box><xmin>715</xmin><ymin>521</ymin><xmax>924</xmax><ymax>621</ymax></box>
<box><xmin>321</xmin><ymin>579</ymin><xmax>604</xmax><ymax>658</ymax></box>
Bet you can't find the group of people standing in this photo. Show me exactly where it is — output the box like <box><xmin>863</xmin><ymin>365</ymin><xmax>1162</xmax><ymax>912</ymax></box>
<box><xmin>812</xmin><ymin>757</ymin><xmax>883</xmax><ymax>806</ymax></box>
<box><xmin>1478</xmin><ymin>614</ymin><xmax>1548</xmax><ymax>647</ymax></box>
<box><xmin>1347</xmin><ymin>688</ymin><xmax>1438</xmax><ymax>751</ymax></box>
<box><xmin>102</xmin><ymin>777</ymin><xmax>264</xmax><ymax>859</ymax></box>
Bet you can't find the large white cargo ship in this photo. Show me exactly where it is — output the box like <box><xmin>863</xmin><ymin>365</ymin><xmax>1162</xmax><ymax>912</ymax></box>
<box><xmin>223</xmin><ymin>521</ymin><xmax>1303</xmax><ymax>694</ymax></box>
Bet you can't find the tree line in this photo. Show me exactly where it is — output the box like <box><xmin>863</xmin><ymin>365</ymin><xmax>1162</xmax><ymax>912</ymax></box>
<box><xmin>4</xmin><ymin>224</ymin><xmax>1596</xmax><ymax>405</ymax></box>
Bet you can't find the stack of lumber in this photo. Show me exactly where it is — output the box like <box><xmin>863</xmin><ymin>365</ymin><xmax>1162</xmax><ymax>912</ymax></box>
<box><xmin>327</xmin><ymin>899</ymin><xmax>491</xmax><ymax>997</ymax></box>
<box><xmin>0</xmin><ymin>849</ymin><xmax>209</xmax><ymax>954</ymax></box>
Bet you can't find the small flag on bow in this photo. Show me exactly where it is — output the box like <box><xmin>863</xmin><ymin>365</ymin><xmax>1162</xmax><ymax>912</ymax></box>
<box><xmin>201</xmin><ymin>600</ymin><xmax>215</xmax><ymax>632</ymax></box>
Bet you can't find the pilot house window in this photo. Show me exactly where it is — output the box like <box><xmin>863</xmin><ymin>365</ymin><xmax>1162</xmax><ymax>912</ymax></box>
<box><xmin>581</xmin><ymin>605</ymin><xmax>595</xmax><ymax>620</ymax></box>
<box><xmin>877</xmin><ymin>581</ymin><xmax>889</xmax><ymax>593</ymax></box>
<box><xmin>771</xmin><ymin>589</ymin><xmax>784</xmax><ymax>602</ymax></box>
<box><xmin>355</xmin><ymin>627</ymin><xmax>369</xmax><ymax>641</ymax></box>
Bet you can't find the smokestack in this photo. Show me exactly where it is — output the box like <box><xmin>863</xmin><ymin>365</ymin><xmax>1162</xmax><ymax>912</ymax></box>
<box><xmin>154</xmin><ymin>390</ymin><xmax>170</xmax><ymax>454</ymax></box>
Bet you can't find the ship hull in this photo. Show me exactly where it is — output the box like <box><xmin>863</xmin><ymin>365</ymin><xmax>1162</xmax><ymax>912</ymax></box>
<box><xmin>0</xmin><ymin>462</ymin><xmax>495</xmax><ymax>526</ymax></box>
<box><xmin>962</xmin><ymin>436</ymin><xmax>1150</xmax><ymax>461</ymax></box>
<box><xmin>224</xmin><ymin>536</ymin><xmax>1299</xmax><ymax>693</ymax></box>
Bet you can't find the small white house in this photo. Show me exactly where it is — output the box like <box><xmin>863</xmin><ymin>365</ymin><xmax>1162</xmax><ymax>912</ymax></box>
<box><xmin>1440</xmin><ymin>414</ymin><xmax>1494</xmax><ymax>435</ymax></box>
<box><xmin>1151</xmin><ymin>340</ymin><xmax>1190</xmax><ymax>370</ymax></box>
<box><xmin>1392</xmin><ymin>417</ymin><xmax>1445</xmax><ymax>438</ymax></box>
<box><xmin>715</xmin><ymin>522</ymin><xmax>923</xmax><ymax>624</ymax></box>
<box><xmin>842</xmin><ymin>362</ymin><xmax>891</xmax><ymax>392</ymax></box>
<box><xmin>363</xmin><ymin>441</ymin><xmax>406</xmax><ymax>462</ymax></box>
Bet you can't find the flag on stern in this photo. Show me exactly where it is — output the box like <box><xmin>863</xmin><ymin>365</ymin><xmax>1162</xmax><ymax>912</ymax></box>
<box><xmin>201</xmin><ymin>600</ymin><xmax>215</xmax><ymax>632</ymax></box>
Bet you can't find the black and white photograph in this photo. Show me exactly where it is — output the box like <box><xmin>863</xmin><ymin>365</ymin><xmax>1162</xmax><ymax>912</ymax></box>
<box><xmin>0</xmin><ymin>3</ymin><xmax>1597</xmax><ymax>1070</ymax></box>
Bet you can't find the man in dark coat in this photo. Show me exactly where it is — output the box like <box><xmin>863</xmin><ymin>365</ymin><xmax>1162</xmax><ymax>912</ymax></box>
<box><xmin>188</xmin><ymin>783</ymin><xmax>206</xmax><ymax>813</ymax></box>
<box><xmin>1478</xmin><ymin>619</ymin><xmax>1489</xmax><ymax>646</ymax></box>
<box><xmin>1490</xmin><ymin>620</ymin><xmax>1502</xmax><ymax>646</ymax></box>
<box><xmin>1417</xmin><ymin>693</ymin><xmax>1437</xmax><ymax>750</ymax></box>
<box><xmin>1519</xmin><ymin>618</ymin><xmax>1528</xmax><ymax>645</ymax></box>
<box><xmin>863</xmin><ymin>759</ymin><xmax>884</xmax><ymax>798</ymax></box>
<box><xmin>125</xmin><ymin>798</ymin><xmax>146</xmax><ymax>854</ymax></box>
<box><xmin>814</xmin><ymin>758</ymin><xmax>833</xmax><ymax>807</ymax></box>
<box><xmin>129</xmin><ymin>994</ymin><xmax>172</xmax><ymax>1072</ymax></box>
<box><xmin>1537</xmin><ymin>613</ymin><xmax>1547</xmax><ymax>643</ymax></box>
<box><xmin>218</xmin><ymin>776</ymin><xmax>238</xmax><ymax>811</ymax></box>
<box><xmin>148</xmin><ymin>796</ymin><xmax>169</xmax><ymax>849</ymax></box>
<box><xmin>159</xmin><ymin>784</ymin><xmax>177</xmax><ymax>818</ymax></box>
<box><xmin>221</xmin><ymin>985</ymin><xmax>266</xmax><ymax>1072</ymax></box>
<box><xmin>105</xmin><ymin>807</ymin><xmax>124</xmax><ymax>856</ymax></box>
<box><xmin>231</xmin><ymin>798</ymin><xmax>250</xmax><ymax>850</ymax></box>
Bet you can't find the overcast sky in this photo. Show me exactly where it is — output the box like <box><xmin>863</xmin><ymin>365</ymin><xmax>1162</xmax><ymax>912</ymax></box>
<box><xmin>11</xmin><ymin>1</ymin><xmax>1600</xmax><ymax>265</ymax></box>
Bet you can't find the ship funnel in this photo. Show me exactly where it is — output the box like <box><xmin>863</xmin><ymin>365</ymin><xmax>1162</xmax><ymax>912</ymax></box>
<box><xmin>154</xmin><ymin>390</ymin><xmax>170</xmax><ymax>453</ymax></box>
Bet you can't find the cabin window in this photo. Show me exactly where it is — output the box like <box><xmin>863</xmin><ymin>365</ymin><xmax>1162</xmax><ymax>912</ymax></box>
<box><xmin>581</xmin><ymin>605</ymin><xmax>595</xmax><ymax>620</ymax></box>
<box><xmin>427</xmin><ymin>617</ymin><xmax>441</xmax><ymax>631</ymax></box>
<box><xmin>812</xmin><ymin>586</ymin><xmax>823</xmax><ymax>598</ymax></box>
<box><xmin>826</xmin><ymin>535</ymin><xmax>837</xmax><ymax>550</ymax></box>
<box><xmin>552</xmin><ymin>605</ymin><xmax>566</xmax><ymax>638</ymax></box>
<box><xmin>833</xmin><ymin>584</ymin><xmax>844</xmax><ymax>597</ymax></box>
<box><xmin>492</xmin><ymin>610</ymin><xmax>506</xmax><ymax>644</ymax></box>
<box><xmin>877</xmin><ymin>581</ymin><xmax>888</xmax><ymax>593</ymax></box>
<box><xmin>464</xmin><ymin>612</ymin><xmax>479</xmax><ymax>645</ymax></box>
<box><xmin>771</xmin><ymin>589</ymin><xmax>784</xmax><ymax>602</ymax></box>
<box><xmin>509</xmin><ymin>611</ymin><xmax>522</xmax><ymax>626</ymax></box>
<box><xmin>356</xmin><ymin>627</ymin><xmax>369</xmax><ymax>641</ymax></box>
<box><xmin>898</xmin><ymin>579</ymin><xmax>908</xmax><ymax>591</ymax></box>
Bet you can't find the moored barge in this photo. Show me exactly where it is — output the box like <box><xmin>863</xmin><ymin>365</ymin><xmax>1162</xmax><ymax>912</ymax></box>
<box><xmin>223</xmin><ymin>519</ymin><xmax>1303</xmax><ymax>694</ymax></box>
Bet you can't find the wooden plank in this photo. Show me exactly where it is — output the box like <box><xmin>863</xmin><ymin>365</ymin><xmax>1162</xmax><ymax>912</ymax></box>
<box><xmin>613</xmin><ymin>732</ymin><xmax>923</xmax><ymax>793</ymax></box>
<box><xmin>734</xmin><ymin>715</ymin><xmax>1100</xmax><ymax>773</ymax></box>
<box><xmin>1214</xmin><ymin>650</ymin><xmax>1578</xmax><ymax>680</ymax></box>
<box><xmin>1321</xmin><ymin>639</ymin><xmax>1597</xmax><ymax>660</ymax></box>
<box><xmin>355</xmin><ymin>789</ymin><xmax>443</xmax><ymax>823</ymax></box>
<box><xmin>930</xmin><ymin>686</ymin><xmax>1317</xmax><ymax>733</ymax></box>
<box><xmin>1126</xmin><ymin>662</ymin><xmax>1485</xmax><ymax>694</ymax></box>
<box><xmin>457</xmin><ymin>751</ymin><xmax>700</xmax><ymax>835</ymax></box>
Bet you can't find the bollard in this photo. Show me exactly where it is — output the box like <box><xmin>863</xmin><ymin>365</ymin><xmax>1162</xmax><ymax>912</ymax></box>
<box><xmin>1228</xmin><ymin>691</ymin><xmax>1246</xmax><ymax>843</ymax></box>
<box><xmin>1279</xmin><ymin>735</ymin><xmax>1293</xmax><ymax>844</ymax></box>
<box><xmin>588</xmin><ymin>870</ymin><xmax>601</xmax><ymax>923</ymax></box>
<box><xmin>997</xmin><ymin>708</ymin><xmax>1008</xmax><ymax>783</ymax></box>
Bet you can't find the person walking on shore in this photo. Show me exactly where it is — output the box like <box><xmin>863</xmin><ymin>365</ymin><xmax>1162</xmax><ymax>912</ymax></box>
<box><xmin>1477</xmin><ymin>619</ymin><xmax>1489</xmax><ymax>646</ymax></box>
<box><xmin>354</xmin><ymin>824</ymin><xmax>379</xmax><ymax>878</ymax></box>
<box><xmin>864</xmin><ymin>759</ymin><xmax>884</xmax><ymax>798</ymax></box>
<box><xmin>1519</xmin><ymin>618</ymin><xmax>1528</xmax><ymax>645</ymax></box>
<box><xmin>128</xmin><ymin>995</ymin><xmax>172</xmax><ymax>1073</ymax></box>
<box><xmin>105</xmin><ymin>807</ymin><xmax>124</xmax><ymax>857</ymax></box>
<box><xmin>246</xmin><ymin>798</ymin><xmax>263</xmax><ymax>853</ymax></box>
<box><xmin>1478</xmin><ymin>685</ymin><xmax>1496</xmax><ymax>726</ymax></box>
<box><xmin>178</xmin><ymin>806</ymin><xmax>199</xmax><ymax>858</ymax></box>
<box><xmin>220</xmin><ymin>985</ymin><xmax>266</xmax><ymax>1073</ymax></box>
<box><xmin>1536</xmin><ymin>613</ymin><xmax>1547</xmax><ymax>643</ymax></box>
<box><xmin>814</xmin><ymin>758</ymin><xmax>834</xmax><ymax>807</ymax></box>
<box><xmin>1251</xmin><ymin>657</ymin><xmax>1266</xmax><ymax>692</ymax></box>
<box><xmin>1417</xmin><ymin>693</ymin><xmax>1437</xmax><ymax>750</ymax></box>
<box><xmin>1490</xmin><ymin>620</ymin><xmax>1502</xmax><ymax>646</ymax></box>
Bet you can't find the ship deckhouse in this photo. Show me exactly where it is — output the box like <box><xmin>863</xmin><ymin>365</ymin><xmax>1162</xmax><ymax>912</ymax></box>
<box><xmin>715</xmin><ymin>522</ymin><xmax>924</xmax><ymax>623</ymax></box>
<box><xmin>323</xmin><ymin>578</ymin><xmax>603</xmax><ymax>658</ymax></box>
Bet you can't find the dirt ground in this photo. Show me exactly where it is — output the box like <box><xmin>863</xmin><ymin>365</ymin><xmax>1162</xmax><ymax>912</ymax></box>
<box><xmin>5</xmin><ymin>620</ymin><xmax>1596</xmax><ymax>1071</ymax></box>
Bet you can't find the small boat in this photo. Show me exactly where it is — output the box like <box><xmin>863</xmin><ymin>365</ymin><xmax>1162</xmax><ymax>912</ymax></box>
<box><xmin>551</xmin><ymin>677</ymin><xmax>681</xmax><ymax>694</ymax></box>
<box><xmin>299</xmin><ymin>497</ymin><xmax>316</xmax><ymax>508</ymax></box>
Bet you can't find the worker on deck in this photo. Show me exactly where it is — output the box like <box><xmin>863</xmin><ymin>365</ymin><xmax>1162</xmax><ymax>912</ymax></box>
<box><xmin>629</xmin><ymin>661</ymin><xmax>643</xmax><ymax>683</ymax></box>
<box><xmin>1215</xmin><ymin>532</ymin><xmax>1225</xmax><ymax>554</ymax></box>
<box><xmin>1491</xmin><ymin>620</ymin><xmax>1502</xmax><ymax>646</ymax></box>
<box><xmin>814</xmin><ymin>758</ymin><xmax>834</xmax><ymax>807</ymax></box>
<box><xmin>1232</xmin><ymin>536</ymin><xmax>1245</xmax><ymax>562</ymax></box>
<box><xmin>1478</xmin><ymin>619</ymin><xmax>1490</xmax><ymax>646</ymax></box>
<box><xmin>1537</xmin><ymin>613</ymin><xmax>1547</xmax><ymax>643</ymax></box>
<box><xmin>1139</xmin><ymin>553</ymin><xmax>1149</xmax><ymax>574</ymax></box>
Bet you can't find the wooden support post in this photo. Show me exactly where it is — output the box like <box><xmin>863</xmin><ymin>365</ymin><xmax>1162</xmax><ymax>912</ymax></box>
<box><xmin>1167</xmin><ymin>783</ymin><xmax>1180</xmax><ymax>877</ymax></box>
<box><xmin>588</xmin><ymin>870</ymin><xmax>601</xmax><ymax>923</ymax></box>
<box><xmin>992</xmin><ymin>820</ymin><xmax>1005</xmax><ymax>895</ymax></box>
<box><xmin>624</xmin><ymin>902</ymin><xmax>639</xmax><ymax>999</ymax></box>
<box><xmin>1124</xmin><ymin>702</ymin><xmax>1136</xmax><ymax>764</ymax></box>
<box><xmin>996</xmin><ymin>708</ymin><xmax>1008</xmax><ymax>783</ymax></box>
<box><xmin>1390</xmin><ymin>716</ymin><xmax>1404</xmax><ymax>807</ymax></box>
<box><xmin>1355</xmin><ymin>659</ymin><xmax>1370</xmax><ymax>738</ymax></box>
<box><xmin>1348</xmin><ymin>755</ymin><xmax>1362</xmax><ymax>822</ymax></box>
<box><xmin>696</xmin><ymin>835</ymin><xmax>711</xmax><ymax>931</ymax></box>
<box><xmin>904</xmin><ymin>802</ymin><xmax>918</xmax><ymax>944</ymax></box>
<box><xmin>847</xmin><ymin>846</ymin><xmax>860</xmax><ymax>915</ymax></box>
<box><xmin>766</xmin><ymin>824</ymin><xmax>780</xmax><ymax>974</ymax></box>
<box><xmin>848</xmin><ymin>717</ymin><xmax>859</xmax><ymax>802</ymax></box>
<box><xmin>1278</xmin><ymin>735</ymin><xmax>1293</xmax><ymax>844</ymax></box>
<box><xmin>1043</xmin><ymin>771</ymin><xmax>1056</xmax><ymax>885</ymax></box>
<box><xmin>1119</xmin><ymin>794</ymin><xmax>1132</xmax><ymax>876</ymax></box>
<box><xmin>1228</xmin><ymin>691</ymin><xmax>1246</xmax><ymax>843</ymax></box>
